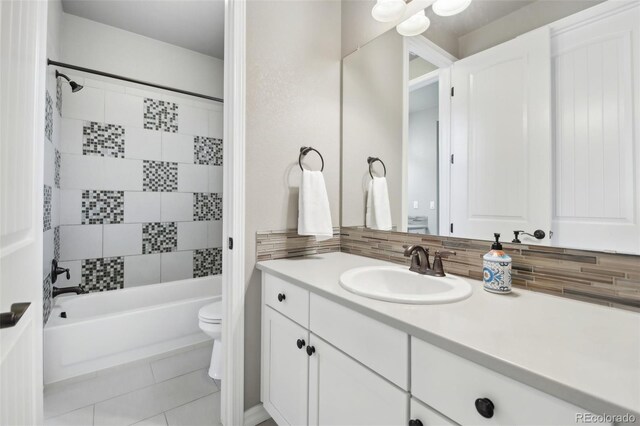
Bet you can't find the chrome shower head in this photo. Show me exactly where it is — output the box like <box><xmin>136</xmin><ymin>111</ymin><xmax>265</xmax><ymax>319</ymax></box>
<box><xmin>55</xmin><ymin>70</ymin><xmax>83</xmax><ymax>93</ymax></box>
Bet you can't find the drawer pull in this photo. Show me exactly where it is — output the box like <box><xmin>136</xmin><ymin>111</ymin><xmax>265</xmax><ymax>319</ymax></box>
<box><xmin>475</xmin><ymin>398</ymin><xmax>495</xmax><ymax>418</ymax></box>
<box><xmin>409</xmin><ymin>420</ymin><xmax>423</xmax><ymax>426</ymax></box>
<box><xmin>296</xmin><ymin>339</ymin><xmax>305</xmax><ymax>349</ymax></box>
<box><xmin>277</xmin><ymin>293</ymin><xmax>286</xmax><ymax>302</ymax></box>
<box><xmin>306</xmin><ymin>345</ymin><xmax>316</xmax><ymax>356</ymax></box>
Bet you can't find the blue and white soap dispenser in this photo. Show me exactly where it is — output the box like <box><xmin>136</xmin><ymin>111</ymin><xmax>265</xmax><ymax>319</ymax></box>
<box><xmin>483</xmin><ymin>233</ymin><xmax>512</xmax><ymax>294</ymax></box>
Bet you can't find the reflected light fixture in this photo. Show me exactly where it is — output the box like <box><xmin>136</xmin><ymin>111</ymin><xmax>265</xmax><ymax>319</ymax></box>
<box><xmin>371</xmin><ymin>0</ymin><xmax>407</xmax><ymax>23</ymax></box>
<box><xmin>396</xmin><ymin>10</ymin><xmax>431</xmax><ymax>37</ymax></box>
<box><xmin>432</xmin><ymin>0</ymin><xmax>472</xmax><ymax>17</ymax></box>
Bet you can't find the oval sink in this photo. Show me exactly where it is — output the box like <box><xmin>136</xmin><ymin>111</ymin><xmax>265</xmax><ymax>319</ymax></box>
<box><xmin>339</xmin><ymin>266</ymin><xmax>472</xmax><ymax>304</ymax></box>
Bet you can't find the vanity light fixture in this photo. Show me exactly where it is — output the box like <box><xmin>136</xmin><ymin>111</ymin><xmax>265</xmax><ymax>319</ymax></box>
<box><xmin>432</xmin><ymin>0</ymin><xmax>472</xmax><ymax>17</ymax></box>
<box><xmin>371</xmin><ymin>0</ymin><xmax>407</xmax><ymax>23</ymax></box>
<box><xmin>396</xmin><ymin>10</ymin><xmax>431</xmax><ymax>36</ymax></box>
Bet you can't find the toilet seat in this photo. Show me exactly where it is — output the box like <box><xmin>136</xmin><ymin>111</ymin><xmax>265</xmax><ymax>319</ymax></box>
<box><xmin>199</xmin><ymin>301</ymin><xmax>222</xmax><ymax>324</ymax></box>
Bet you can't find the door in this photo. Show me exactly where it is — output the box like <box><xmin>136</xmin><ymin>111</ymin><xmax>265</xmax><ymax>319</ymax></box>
<box><xmin>308</xmin><ymin>334</ymin><xmax>408</xmax><ymax>426</ymax></box>
<box><xmin>450</xmin><ymin>28</ymin><xmax>552</xmax><ymax>243</ymax></box>
<box><xmin>0</xmin><ymin>0</ymin><xmax>48</xmax><ymax>424</ymax></box>
<box><xmin>262</xmin><ymin>307</ymin><xmax>309</xmax><ymax>426</ymax></box>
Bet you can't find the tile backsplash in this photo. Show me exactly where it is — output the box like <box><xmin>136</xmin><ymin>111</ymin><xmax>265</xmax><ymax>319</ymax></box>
<box><xmin>256</xmin><ymin>228</ymin><xmax>341</xmax><ymax>261</ymax></box>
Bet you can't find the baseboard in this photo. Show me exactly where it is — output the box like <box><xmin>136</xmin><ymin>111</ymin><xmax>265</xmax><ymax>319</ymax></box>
<box><xmin>244</xmin><ymin>403</ymin><xmax>271</xmax><ymax>426</ymax></box>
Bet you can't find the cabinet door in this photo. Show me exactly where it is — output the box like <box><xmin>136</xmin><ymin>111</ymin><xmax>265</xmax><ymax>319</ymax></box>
<box><xmin>410</xmin><ymin>398</ymin><xmax>457</xmax><ymax>426</ymax></box>
<box><xmin>262</xmin><ymin>307</ymin><xmax>309</xmax><ymax>426</ymax></box>
<box><xmin>308</xmin><ymin>334</ymin><xmax>408</xmax><ymax>426</ymax></box>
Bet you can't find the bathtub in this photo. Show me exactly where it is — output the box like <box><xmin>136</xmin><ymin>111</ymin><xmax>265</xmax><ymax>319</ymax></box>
<box><xmin>44</xmin><ymin>276</ymin><xmax>220</xmax><ymax>385</ymax></box>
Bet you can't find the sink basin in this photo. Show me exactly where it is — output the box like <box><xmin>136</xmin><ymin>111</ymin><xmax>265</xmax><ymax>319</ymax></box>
<box><xmin>339</xmin><ymin>266</ymin><xmax>472</xmax><ymax>304</ymax></box>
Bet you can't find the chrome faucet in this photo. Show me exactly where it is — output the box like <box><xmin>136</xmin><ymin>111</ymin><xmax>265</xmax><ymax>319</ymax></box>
<box><xmin>403</xmin><ymin>245</ymin><xmax>457</xmax><ymax>277</ymax></box>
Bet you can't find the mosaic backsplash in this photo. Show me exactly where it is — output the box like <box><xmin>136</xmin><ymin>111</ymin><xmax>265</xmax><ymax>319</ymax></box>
<box><xmin>256</xmin><ymin>228</ymin><xmax>341</xmax><ymax>261</ymax></box>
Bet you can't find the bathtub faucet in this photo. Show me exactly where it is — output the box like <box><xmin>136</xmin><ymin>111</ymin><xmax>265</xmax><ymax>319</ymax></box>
<box><xmin>52</xmin><ymin>286</ymin><xmax>86</xmax><ymax>298</ymax></box>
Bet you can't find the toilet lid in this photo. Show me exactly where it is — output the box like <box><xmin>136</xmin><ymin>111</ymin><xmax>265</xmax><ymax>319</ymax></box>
<box><xmin>199</xmin><ymin>301</ymin><xmax>222</xmax><ymax>322</ymax></box>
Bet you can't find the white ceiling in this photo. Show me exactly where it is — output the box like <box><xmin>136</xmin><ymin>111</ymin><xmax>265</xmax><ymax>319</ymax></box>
<box><xmin>61</xmin><ymin>0</ymin><xmax>225</xmax><ymax>59</ymax></box>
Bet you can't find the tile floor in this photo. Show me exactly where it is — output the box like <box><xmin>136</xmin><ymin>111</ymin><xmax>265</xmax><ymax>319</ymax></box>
<box><xmin>43</xmin><ymin>343</ymin><xmax>237</xmax><ymax>426</ymax></box>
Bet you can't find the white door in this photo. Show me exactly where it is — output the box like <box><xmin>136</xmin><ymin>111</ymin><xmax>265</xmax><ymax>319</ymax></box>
<box><xmin>308</xmin><ymin>334</ymin><xmax>408</xmax><ymax>426</ymax></box>
<box><xmin>450</xmin><ymin>28</ymin><xmax>552</xmax><ymax>244</ymax></box>
<box><xmin>262</xmin><ymin>307</ymin><xmax>309</xmax><ymax>426</ymax></box>
<box><xmin>0</xmin><ymin>0</ymin><xmax>48</xmax><ymax>424</ymax></box>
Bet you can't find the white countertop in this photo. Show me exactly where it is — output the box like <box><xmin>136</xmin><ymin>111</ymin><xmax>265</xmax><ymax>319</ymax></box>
<box><xmin>256</xmin><ymin>252</ymin><xmax>640</xmax><ymax>417</ymax></box>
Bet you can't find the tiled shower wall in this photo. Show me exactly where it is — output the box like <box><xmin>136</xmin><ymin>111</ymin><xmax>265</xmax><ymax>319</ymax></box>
<box><xmin>55</xmin><ymin>75</ymin><xmax>223</xmax><ymax>294</ymax></box>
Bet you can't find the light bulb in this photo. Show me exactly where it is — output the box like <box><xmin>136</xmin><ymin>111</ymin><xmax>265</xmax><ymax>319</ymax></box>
<box><xmin>371</xmin><ymin>0</ymin><xmax>407</xmax><ymax>23</ymax></box>
<box><xmin>396</xmin><ymin>10</ymin><xmax>431</xmax><ymax>37</ymax></box>
<box><xmin>432</xmin><ymin>0</ymin><xmax>472</xmax><ymax>17</ymax></box>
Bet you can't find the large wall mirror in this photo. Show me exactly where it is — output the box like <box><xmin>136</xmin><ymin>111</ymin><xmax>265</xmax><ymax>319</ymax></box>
<box><xmin>341</xmin><ymin>0</ymin><xmax>640</xmax><ymax>254</ymax></box>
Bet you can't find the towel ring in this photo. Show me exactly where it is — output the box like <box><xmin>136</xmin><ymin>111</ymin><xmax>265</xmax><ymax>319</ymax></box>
<box><xmin>299</xmin><ymin>146</ymin><xmax>324</xmax><ymax>172</ymax></box>
<box><xmin>367</xmin><ymin>157</ymin><xmax>386</xmax><ymax>178</ymax></box>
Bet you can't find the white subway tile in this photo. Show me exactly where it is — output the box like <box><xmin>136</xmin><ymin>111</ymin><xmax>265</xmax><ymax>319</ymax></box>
<box><xmin>51</xmin><ymin>188</ymin><xmax>60</xmax><ymax>228</ymax></box>
<box><xmin>125</xmin><ymin>127</ymin><xmax>162</xmax><ymax>161</ymax></box>
<box><xmin>59</xmin><ymin>189</ymin><xmax>82</xmax><ymax>225</ymax></box>
<box><xmin>178</xmin><ymin>105</ymin><xmax>208</xmax><ymax>136</ymax></box>
<box><xmin>59</xmin><ymin>225</ymin><xmax>102</xmax><ymax>261</ymax></box>
<box><xmin>177</xmin><ymin>164</ymin><xmax>208</xmax><ymax>193</ymax></box>
<box><xmin>60</xmin><ymin>154</ymin><xmax>105</xmax><ymax>190</ymax></box>
<box><xmin>124</xmin><ymin>192</ymin><xmax>161</xmax><ymax>223</ymax></box>
<box><xmin>161</xmin><ymin>193</ymin><xmax>193</xmax><ymax>222</ymax></box>
<box><xmin>124</xmin><ymin>254</ymin><xmax>161</xmax><ymax>287</ymax></box>
<box><xmin>177</xmin><ymin>222</ymin><xmax>208</xmax><ymax>251</ymax></box>
<box><xmin>161</xmin><ymin>133</ymin><xmax>194</xmax><ymax>164</ymax></box>
<box><xmin>103</xmin><ymin>224</ymin><xmax>142</xmax><ymax>257</ymax></box>
<box><xmin>208</xmin><ymin>110</ymin><xmax>223</xmax><ymax>139</ymax></box>
<box><xmin>105</xmin><ymin>92</ymin><xmax>143</xmax><ymax>128</ymax></box>
<box><xmin>60</xmin><ymin>118</ymin><xmax>84</xmax><ymax>155</ymax></box>
<box><xmin>62</xmin><ymin>85</ymin><xmax>104</xmax><ymax>122</ymax></box>
<box><xmin>103</xmin><ymin>158</ymin><xmax>143</xmax><ymax>191</ymax></box>
<box><xmin>207</xmin><ymin>221</ymin><xmax>223</xmax><ymax>248</ymax></box>
<box><xmin>44</xmin><ymin>141</ymin><xmax>55</xmax><ymax>187</ymax></box>
<box><xmin>160</xmin><ymin>251</ymin><xmax>193</xmax><ymax>282</ymax></box>
<box><xmin>208</xmin><ymin>166</ymin><xmax>223</xmax><ymax>193</ymax></box>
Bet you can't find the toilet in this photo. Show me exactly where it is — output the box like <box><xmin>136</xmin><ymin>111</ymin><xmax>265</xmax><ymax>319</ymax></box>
<box><xmin>198</xmin><ymin>301</ymin><xmax>223</xmax><ymax>380</ymax></box>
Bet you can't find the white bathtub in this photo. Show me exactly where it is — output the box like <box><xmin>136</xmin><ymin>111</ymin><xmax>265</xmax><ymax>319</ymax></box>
<box><xmin>44</xmin><ymin>276</ymin><xmax>220</xmax><ymax>384</ymax></box>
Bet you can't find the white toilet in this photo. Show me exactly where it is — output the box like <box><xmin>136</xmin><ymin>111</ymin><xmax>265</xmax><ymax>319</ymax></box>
<box><xmin>198</xmin><ymin>301</ymin><xmax>223</xmax><ymax>380</ymax></box>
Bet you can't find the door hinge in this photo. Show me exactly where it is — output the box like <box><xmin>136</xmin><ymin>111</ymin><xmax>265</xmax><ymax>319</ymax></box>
<box><xmin>228</xmin><ymin>237</ymin><xmax>234</xmax><ymax>250</ymax></box>
<box><xmin>451</xmin><ymin>87</ymin><xmax>455</xmax><ymax>97</ymax></box>
<box><xmin>450</xmin><ymin>223</ymin><xmax>454</xmax><ymax>234</ymax></box>
<box><xmin>450</xmin><ymin>154</ymin><xmax>454</xmax><ymax>164</ymax></box>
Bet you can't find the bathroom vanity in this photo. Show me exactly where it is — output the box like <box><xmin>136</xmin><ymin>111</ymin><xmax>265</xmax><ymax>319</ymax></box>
<box><xmin>258</xmin><ymin>252</ymin><xmax>639</xmax><ymax>425</ymax></box>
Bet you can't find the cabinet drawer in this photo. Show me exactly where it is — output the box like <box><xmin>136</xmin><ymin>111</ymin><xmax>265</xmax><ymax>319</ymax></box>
<box><xmin>309</xmin><ymin>293</ymin><xmax>409</xmax><ymax>389</ymax></box>
<box><xmin>264</xmin><ymin>273</ymin><xmax>309</xmax><ymax>327</ymax></box>
<box><xmin>410</xmin><ymin>398</ymin><xmax>457</xmax><ymax>426</ymax></box>
<box><xmin>411</xmin><ymin>338</ymin><xmax>603</xmax><ymax>426</ymax></box>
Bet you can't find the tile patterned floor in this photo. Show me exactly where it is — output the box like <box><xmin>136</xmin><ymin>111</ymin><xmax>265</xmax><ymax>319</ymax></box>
<box><xmin>44</xmin><ymin>344</ymin><xmax>231</xmax><ymax>426</ymax></box>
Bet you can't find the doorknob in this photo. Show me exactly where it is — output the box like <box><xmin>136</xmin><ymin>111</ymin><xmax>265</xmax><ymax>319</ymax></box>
<box><xmin>0</xmin><ymin>302</ymin><xmax>31</xmax><ymax>329</ymax></box>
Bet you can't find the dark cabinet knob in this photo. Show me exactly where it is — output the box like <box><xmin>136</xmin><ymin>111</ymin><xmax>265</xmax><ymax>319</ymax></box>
<box><xmin>306</xmin><ymin>345</ymin><xmax>316</xmax><ymax>356</ymax></box>
<box><xmin>409</xmin><ymin>420</ymin><xmax>423</xmax><ymax>426</ymax></box>
<box><xmin>277</xmin><ymin>293</ymin><xmax>286</xmax><ymax>302</ymax></box>
<box><xmin>296</xmin><ymin>339</ymin><xmax>305</xmax><ymax>349</ymax></box>
<box><xmin>475</xmin><ymin>398</ymin><xmax>495</xmax><ymax>418</ymax></box>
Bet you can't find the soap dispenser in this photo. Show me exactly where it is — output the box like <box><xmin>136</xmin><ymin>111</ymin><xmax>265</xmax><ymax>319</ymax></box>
<box><xmin>483</xmin><ymin>233</ymin><xmax>512</xmax><ymax>294</ymax></box>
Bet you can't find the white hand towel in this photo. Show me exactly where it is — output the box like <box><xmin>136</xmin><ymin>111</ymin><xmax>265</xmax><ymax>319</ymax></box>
<box><xmin>365</xmin><ymin>177</ymin><xmax>392</xmax><ymax>231</ymax></box>
<box><xmin>298</xmin><ymin>170</ymin><xmax>333</xmax><ymax>241</ymax></box>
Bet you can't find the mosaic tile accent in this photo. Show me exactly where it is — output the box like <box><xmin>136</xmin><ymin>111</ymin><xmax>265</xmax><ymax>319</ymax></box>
<box><xmin>143</xmin><ymin>160</ymin><xmax>178</xmax><ymax>192</ymax></box>
<box><xmin>82</xmin><ymin>122</ymin><xmax>125</xmax><ymax>158</ymax></box>
<box><xmin>43</xmin><ymin>185</ymin><xmax>52</xmax><ymax>231</ymax></box>
<box><xmin>43</xmin><ymin>274</ymin><xmax>52</xmax><ymax>325</ymax></box>
<box><xmin>81</xmin><ymin>257</ymin><xmax>125</xmax><ymax>292</ymax></box>
<box><xmin>54</xmin><ymin>226</ymin><xmax>60</xmax><ymax>261</ymax></box>
<box><xmin>194</xmin><ymin>193</ymin><xmax>222</xmax><ymax>221</ymax></box>
<box><xmin>56</xmin><ymin>77</ymin><xmax>62</xmax><ymax>116</ymax></box>
<box><xmin>54</xmin><ymin>148</ymin><xmax>61</xmax><ymax>188</ymax></box>
<box><xmin>45</xmin><ymin>91</ymin><xmax>53</xmax><ymax>142</ymax></box>
<box><xmin>256</xmin><ymin>228</ymin><xmax>341</xmax><ymax>261</ymax></box>
<box><xmin>81</xmin><ymin>190</ymin><xmax>124</xmax><ymax>224</ymax></box>
<box><xmin>340</xmin><ymin>227</ymin><xmax>640</xmax><ymax>312</ymax></box>
<box><xmin>143</xmin><ymin>98</ymin><xmax>178</xmax><ymax>133</ymax></box>
<box><xmin>143</xmin><ymin>222</ymin><xmax>177</xmax><ymax>254</ymax></box>
<box><xmin>194</xmin><ymin>136</ymin><xmax>223</xmax><ymax>166</ymax></box>
<box><xmin>194</xmin><ymin>248</ymin><xmax>223</xmax><ymax>277</ymax></box>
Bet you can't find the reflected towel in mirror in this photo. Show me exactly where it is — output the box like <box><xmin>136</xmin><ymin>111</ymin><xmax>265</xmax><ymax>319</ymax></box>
<box><xmin>366</xmin><ymin>177</ymin><xmax>392</xmax><ymax>231</ymax></box>
<box><xmin>298</xmin><ymin>170</ymin><xmax>333</xmax><ymax>241</ymax></box>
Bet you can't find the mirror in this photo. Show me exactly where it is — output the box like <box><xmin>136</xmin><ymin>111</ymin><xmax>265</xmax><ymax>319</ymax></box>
<box><xmin>341</xmin><ymin>0</ymin><xmax>640</xmax><ymax>254</ymax></box>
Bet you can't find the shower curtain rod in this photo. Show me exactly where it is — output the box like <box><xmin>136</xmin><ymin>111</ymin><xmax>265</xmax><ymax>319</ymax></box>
<box><xmin>47</xmin><ymin>59</ymin><xmax>223</xmax><ymax>103</ymax></box>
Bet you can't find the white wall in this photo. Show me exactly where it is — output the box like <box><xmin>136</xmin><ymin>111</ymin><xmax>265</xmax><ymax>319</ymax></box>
<box><xmin>59</xmin><ymin>13</ymin><xmax>224</xmax><ymax>99</ymax></box>
<box><xmin>244</xmin><ymin>0</ymin><xmax>342</xmax><ymax>409</ymax></box>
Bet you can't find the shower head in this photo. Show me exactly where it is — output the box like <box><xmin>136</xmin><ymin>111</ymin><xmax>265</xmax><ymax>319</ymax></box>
<box><xmin>55</xmin><ymin>70</ymin><xmax>84</xmax><ymax>93</ymax></box>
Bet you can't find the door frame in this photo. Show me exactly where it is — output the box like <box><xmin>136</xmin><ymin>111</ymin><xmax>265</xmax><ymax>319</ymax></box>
<box><xmin>222</xmin><ymin>0</ymin><xmax>246</xmax><ymax>424</ymax></box>
<box><xmin>404</xmin><ymin>36</ymin><xmax>455</xmax><ymax>236</ymax></box>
